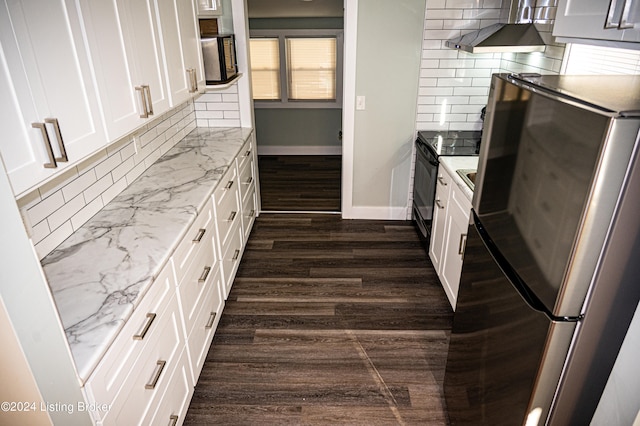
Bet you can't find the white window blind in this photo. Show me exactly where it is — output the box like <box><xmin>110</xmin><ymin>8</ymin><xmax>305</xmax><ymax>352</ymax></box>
<box><xmin>286</xmin><ymin>38</ymin><xmax>337</xmax><ymax>100</ymax></box>
<box><xmin>249</xmin><ymin>38</ymin><xmax>280</xmax><ymax>100</ymax></box>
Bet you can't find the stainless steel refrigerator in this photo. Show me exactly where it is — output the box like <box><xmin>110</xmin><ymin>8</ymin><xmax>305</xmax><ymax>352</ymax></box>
<box><xmin>443</xmin><ymin>73</ymin><xmax>640</xmax><ymax>425</ymax></box>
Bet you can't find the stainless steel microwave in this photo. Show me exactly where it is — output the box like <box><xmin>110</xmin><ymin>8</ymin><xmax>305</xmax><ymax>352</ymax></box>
<box><xmin>201</xmin><ymin>34</ymin><xmax>237</xmax><ymax>84</ymax></box>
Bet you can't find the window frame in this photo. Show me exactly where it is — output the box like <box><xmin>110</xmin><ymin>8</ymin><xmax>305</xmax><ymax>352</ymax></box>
<box><xmin>249</xmin><ymin>29</ymin><xmax>344</xmax><ymax>109</ymax></box>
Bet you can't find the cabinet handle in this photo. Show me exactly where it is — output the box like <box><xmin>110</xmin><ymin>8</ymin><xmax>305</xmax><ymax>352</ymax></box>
<box><xmin>227</xmin><ymin>211</ymin><xmax>237</xmax><ymax>221</ymax></box>
<box><xmin>145</xmin><ymin>360</ymin><xmax>166</xmax><ymax>389</ymax></box>
<box><xmin>619</xmin><ymin>0</ymin><xmax>640</xmax><ymax>28</ymax></box>
<box><xmin>244</xmin><ymin>176</ymin><xmax>253</xmax><ymax>185</ymax></box>
<box><xmin>605</xmin><ymin>0</ymin><xmax>626</xmax><ymax>27</ymax></box>
<box><xmin>32</xmin><ymin>122</ymin><xmax>57</xmax><ymax>168</ymax></box>
<box><xmin>198</xmin><ymin>266</ymin><xmax>212</xmax><ymax>283</ymax></box>
<box><xmin>192</xmin><ymin>228</ymin><xmax>206</xmax><ymax>243</ymax></box>
<box><xmin>168</xmin><ymin>414</ymin><xmax>179</xmax><ymax>426</ymax></box>
<box><xmin>437</xmin><ymin>176</ymin><xmax>447</xmax><ymax>186</ymax></box>
<box><xmin>435</xmin><ymin>199</ymin><xmax>445</xmax><ymax>209</ymax></box>
<box><xmin>136</xmin><ymin>86</ymin><xmax>149</xmax><ymax>118</ymax></box>
<box><xmin>232</xmin><ymin>248</ymin><xmax>240</xmax><ymax>261</ymax></box>
<box><xmin>458</xmin><ymin>233</ymin><xmax>467</xmax><ymax>256</ymax></box>
<box><xmin>187</xmin><ymin>68</ymin><xmax>198</xmax><ymax>93</ymax></box>
<box><xmin>44</xmin><ymin>118</ymin><xmax>68</xmax><ymax>162</ymax></box>
<box><xmin>247</xmin><ymin>209</ymin><xmax>255</xmax><ymax>218</ymax></box>
<box><xmin>205</xmin><ymin>312</ymin><xmax>216</xmax><ymax>329</ymax></box>
<box><xmin>133</xmin><ymin>313</ymin><xmax>156</xmax><ymax>340</ymax></box>
<box><xmin>225</xmin><ymin>180</ymin><xmax>234</xmax><ymax>190</ymax></box>
<box><xmin>244</xmin><ymin>150</ymin><xmax>251</xmax><ymax>157</ymax></box>
<box><xmin>144</xmin><ymin>85</ymin><xmax>154</xmax><ymax>116</ymax></box>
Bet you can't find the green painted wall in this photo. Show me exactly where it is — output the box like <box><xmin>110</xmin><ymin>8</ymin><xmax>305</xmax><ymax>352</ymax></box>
<box><xmin>352</xmin><ymin>0</ymin><xmax>424</xmax><ymax>209</ymax></box>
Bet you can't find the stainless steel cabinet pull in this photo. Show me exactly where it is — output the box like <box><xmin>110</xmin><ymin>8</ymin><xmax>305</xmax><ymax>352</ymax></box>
<box><xmin>244</xmin><ymin>150</ymin><xmax>251</xmax><ymax>157</ymax></box>
<box><xmin>225</xmin><ymin>180</ymin><xmax>234</xmax><ymax>190</ymax></box>
<box><xmin>44</xmin><ymin>118</ymin><xmax>68</xmax><ymax>162</ymax></box>
<box><xmin>620</xmin><ymin>0</ymin><xmax>640</xmax><ymax>28</ymax></box>
<box><xmin>248</xmin><ymin>209</ymin><xmax>256</xmax><ymax>218</ymax></box>
<box><xmin>144</xmin><ymin>85</ymin><xmax>154</xmax><ymax>116</ymax></box>
<box><xmin>187</xmin><ymin>68</ymin><xmax>198</xmax><ymax>93</ymax></box>
<box><xmin>32</xmin><ymin>122</ymin><xmax>57</xmax><ymax>168</ymax></box>
<box><xmin>244</xmin><ymin>176</ymin><xmax>253</xmax><ymax>185</ymax></box>
<box><xmin>232</xmin><ymin>249</ymin><xmax>240</xmax><ymax>261</ymax></box>
<box><xmin>198</xmin><ymin>266</ymin><xmax>212</xmax><ymax>283</ymax></box>
<box><xmin>145</xmin><ymin>360</ymin><xmax>166</xmax><ymax>389</ymax></box>
<box><xmin>435</xmin><ymin>199</ymin><xmax>445</xmax><ymax>209</ymax></box>
<box><xmin>193</xmin><ymin>228</ymin><xmax>206</xmax><ymax>243</ymax></box>
<box><xmin>136</xmin><ymin>86</ymin><xmax>149</xmax><ymax>118</ymax></box>
<box><xmin>437</xmin><ymin>176</ymin><xmax>447</xmax><ymax>186</ymax></box>
<box><xmin>168</xmin><ymin>414</ymin><xmax>179</xmax><ymax>426</ymax></box>
<box><xmin>133</xmin><ymin>313</ymin><xmax>156</xmax><ymax>340</ymax></box>
<box><xmin>205</xmin><ymin>312</ymin><xmax>216</xmax><ymax>329</ymax></box>
<box><xmin>228</xmin><ymin>211</ymin><xmax>237</xmax><ymax>221</ymax></box>
<box><xmin>606</xmin><ymin>0</ymin><xmax>626</xmax><ymax>27</ymax></box>
<box><xmin>458</xmin><ymin>234</ymin><xmax>467</xmax><ymax>256</ymax></box>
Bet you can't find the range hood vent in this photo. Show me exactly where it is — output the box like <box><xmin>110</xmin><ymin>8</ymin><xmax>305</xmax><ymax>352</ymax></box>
<box><xmin>445</xmin><ymin>23</ymin><xmax>545</xmax><ymax>54</ymax></box>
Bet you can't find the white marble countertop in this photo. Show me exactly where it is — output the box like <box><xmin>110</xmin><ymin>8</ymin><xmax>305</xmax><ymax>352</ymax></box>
<box><xmin>41</xmin><ymin>127</ymin><xmax>253</xmax><ymax>382</ymax></box>
<box><xmin>439</xmin><ymin>156</ymin><xmax>479</xmax><ymax>203</ymax></box>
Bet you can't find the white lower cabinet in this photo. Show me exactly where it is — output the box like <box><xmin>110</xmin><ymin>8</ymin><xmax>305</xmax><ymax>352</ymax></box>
<box><xmin>429</xmin><ymin>165</ymin><xmax>472</xmax><ymax>310</ymax></box>
<box><xmin>84</xmin><ymin>142</ymin><xmax>257</xmax><ymax>424</ymax></box>
<box><xmin>100</xmin><ymin>293</ymin><xmax>185</xmax><ymax>425</ymax></box>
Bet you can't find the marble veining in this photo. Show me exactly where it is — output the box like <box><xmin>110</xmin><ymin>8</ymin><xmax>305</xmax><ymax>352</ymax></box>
<box><xmin>41</xmin><ymin>127</ymin><xmax>253</xmax><ymax>382</ymax></box>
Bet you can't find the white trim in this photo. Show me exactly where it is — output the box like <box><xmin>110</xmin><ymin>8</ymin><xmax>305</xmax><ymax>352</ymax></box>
<box><xmin>341</xmin><ymin>0</ymin><xmax>357</xmax><ymax>219</ymax></box>
<box><xmin>257</xmin><ymin>145</ymin><xmax>342</xmax><ymax>156</ymax></box>
<box><xmin>347</xmin><ymin>206</ymin><xmax>410</xmax><ymax>220</ymax></box>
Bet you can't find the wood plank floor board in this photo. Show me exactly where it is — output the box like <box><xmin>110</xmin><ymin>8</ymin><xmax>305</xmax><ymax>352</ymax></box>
<box><xmin>184</xmin><ymin>214</ymin><xmax>453</xmax><ymax>425</ymax></box>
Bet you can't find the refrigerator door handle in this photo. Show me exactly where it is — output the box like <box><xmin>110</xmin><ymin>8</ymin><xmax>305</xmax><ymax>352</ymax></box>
<box><xmin>472</xmin><ymin>211</ymin><xmax>581</xmax><ymax>322</ymax></box>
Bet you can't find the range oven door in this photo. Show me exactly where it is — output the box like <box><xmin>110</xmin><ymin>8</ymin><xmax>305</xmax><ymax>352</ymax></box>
<box><xmin>412</xmin><ymin>139</ymin><xmax>438</xmax><ymax>243</ymax></box>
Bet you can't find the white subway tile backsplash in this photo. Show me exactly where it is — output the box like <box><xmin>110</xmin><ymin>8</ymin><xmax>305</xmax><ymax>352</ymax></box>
<box><xmin>94</xmin><ymin>152</ymin><xmax>124</xmax><ymax>179</ymax></box>
<box><xmin>48</xmin><ymin>194</ymin><xmax>85</xmax><ymax>231</ymax></box>
<box><xmin>61</xmin><ymin>170</ymin><xmax>97</xmax><ymax>202</ymax></box>
<box><xmin>28</xmin><ymin>191</ymin><xmax>65</xmax><ymax>225</ymax></box>
<box><xmin>71</xmin><ymin>197</ymin><xmax>104</xmax><ymax>231</ymax></box>
<box><xmin>84</xmin><ymin>175</ymin><xmax>113</xmax><ymax>203</ymax></box>
<box><xmin>35</xmin><ymin>221</ymin><xmax>73</xmax><ymax>260</ymax></box>
<box><xmin>30</xmin><ymin>219</ymin><xmax>50</xmax><ymax>245</ymax></box>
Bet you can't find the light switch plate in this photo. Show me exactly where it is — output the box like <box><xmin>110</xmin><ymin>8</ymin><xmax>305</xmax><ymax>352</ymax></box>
<box><xmin>356</xmin><ymin>96</ymin><xmax>365</xmax><ymax>110</ymax></box>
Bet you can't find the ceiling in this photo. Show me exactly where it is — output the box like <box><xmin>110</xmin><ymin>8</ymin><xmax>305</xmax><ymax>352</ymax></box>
<box><xmin>246</xmin><ymin>0</ymin><xmax>344</xmax><ymax>18</ymax></box>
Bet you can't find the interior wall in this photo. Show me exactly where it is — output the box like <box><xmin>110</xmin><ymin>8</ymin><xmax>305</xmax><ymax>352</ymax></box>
<box><xmin>349</xmin><ymin>0</ymin><xmax>425</xmax><ymax>218</ymax></box>
<box><xmin>249</xmin><ymin>17</ymin><xmax>343</xmax><ymax>155</ymax></box>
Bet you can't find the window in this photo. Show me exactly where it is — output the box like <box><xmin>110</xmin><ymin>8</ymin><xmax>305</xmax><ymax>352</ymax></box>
<box><xmin>249</xmin><ymin>30</ymin><xmax>343</xmax><ymax>108</ymax></box>
<box><xmin>249</xmin><ymin>38</ymin><xmax>280</xmax><ymax>100</ymax></box>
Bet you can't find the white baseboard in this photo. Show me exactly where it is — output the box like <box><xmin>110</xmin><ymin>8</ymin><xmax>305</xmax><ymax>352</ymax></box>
<box><xmin>257</xmin><ymin>145</ymin><xmax>342</xmax><ymax>156</ymax></box>
<box><xmin>341</xmin><ymin>205</ymin><xmax>410</xmax><ymax>220</ymax></box>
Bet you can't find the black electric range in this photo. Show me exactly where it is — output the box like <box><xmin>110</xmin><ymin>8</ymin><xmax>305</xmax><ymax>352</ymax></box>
<box><xmin>417</xmin><ymin>130</ymin><xmax>481</xmax><ymax>157</ymax></box>
<box><xmin>412</xmin><ymin>130</ymin><xmax>481</xmax><ymax>247</ymax></box>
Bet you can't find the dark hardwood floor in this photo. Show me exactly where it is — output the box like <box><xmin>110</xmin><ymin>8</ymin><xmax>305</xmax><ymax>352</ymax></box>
<box><xmin>258</xmin><ymin>155</ymin><xmax>341</xmax><ymax>212</ymax></box>
<box><xmin>184</xmin><ymin>214</ymin><xmax>453</xmax><ymax>425</ymax></box>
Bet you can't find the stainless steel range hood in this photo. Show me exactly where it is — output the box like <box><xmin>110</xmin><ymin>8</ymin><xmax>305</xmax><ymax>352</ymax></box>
<box><xmin>445</xmin><ymin>23</ymin><xmax>545</xmax><ymax>53</ymax></box>
<box><xmin>444</xmin><ymin>0</ymin><xmax>555</xmax><ymax>54</ymax></box>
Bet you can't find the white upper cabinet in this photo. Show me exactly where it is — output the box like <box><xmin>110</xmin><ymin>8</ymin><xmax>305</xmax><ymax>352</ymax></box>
<box><xmin>154</xmin><ymin>0</ymin><xmax>204</xmax><ymax>105</ymax></box>
<box><xmin>78</xmin><ymin>0</ymin><xmax>170</xmax><ymax>141</ymax></box>
<box><xmin>0</xmin><ymin>0</ymin><xmax>106</xmax><ymax>196</ymax></box>
<box><xmin>554</xmin><ymin>0</ymin><xmax>640</xmax><ymax>45</ymax></box>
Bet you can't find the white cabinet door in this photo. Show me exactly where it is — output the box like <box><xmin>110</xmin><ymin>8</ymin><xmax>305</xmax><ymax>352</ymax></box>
<box><xmin>554</xmin><ymin>0</ymin><xmax>640</xmax><ymax>43</ymax></box>
<box><xmin>155</xmin><ymin>0</ymin><xmax>203</xmax><ymax>106</ymax></box>
<box><xmin>0</xmin><ymin>0</ymin><xmax>106</xmax><ymax>196</ymax></box>
<box><xmin>196</xmin><ymin>0</ymin><xmax>222</xmax><ymax>16</ymax></box>
<box><xmin>78</xmin><ymin>0</ymin><xmax>169</xmax><ymax>142</ymax></box>
<box><xmin>440</xmin><ymin>185</ymin><xmax>471</xmax><ymax>309</ymax></box>
<box><xmin>428</xmin><ymin>169</ymin><xmax>451</xmax><ymax>273</ymax></box>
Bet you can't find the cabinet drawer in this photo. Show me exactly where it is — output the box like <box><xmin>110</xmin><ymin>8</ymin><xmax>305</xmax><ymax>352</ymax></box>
<box><xmin>101</xmin><ymin>294</ymin><xmax>184</xmax><ymax>426</ymax></box>
<box><xmin>177</xmin><ymin>240</ymin><xmax>216</xmax><ymax>336</ymax></box>
<box><xmin>186</xmin><ymin>268</ymin><xmax>224</xmax><ymax>383</ymax></box>
<box><xmin>220</xmin><ymin>220</ymin><xmax>244</xmax><ymax>299</ymax></box>
<box><xmin>85</xmin><ymin>265</ymin><xmax>174</xmax><ymax>420</ymax></box>
<box><xmin>238</xmin><ymin>150</ymin><xmax>255</xmax><ymax>204</ymax></box>
<box><xmin>172</xmin><ymin>200</ymin><xmax>215</xmax><ymax>282</ymax></box>
<box><xmin>241</xmin><ymin>189</ymin><xmax>257</xmax><ymax>242</ymax></box>
<box><xmin>236</xmin><ymin>138</ymin><xmax>254</xmax><ymax>173</ymax></box>
<box><xmin>214</xmin><ymin>177</ymin><xmax>241</xmax><ymax>249</ymax></box>
<box><xmin>141</xmin><ymin>348</ymin><xmax>193</xmax><ymax>426</ymax></box>
<box><xmin>213</xmin><ymin>163</ymin><xmax>238</xmax><ymax>212</ymax></box>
